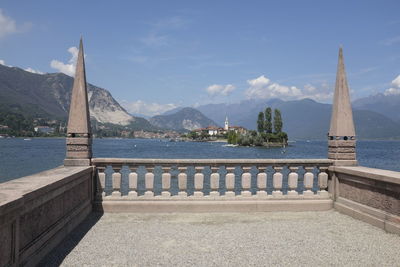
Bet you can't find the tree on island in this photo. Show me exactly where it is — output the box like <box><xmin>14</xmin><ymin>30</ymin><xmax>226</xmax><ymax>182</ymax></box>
<box><xmin>264</xmin><ymin>107</ymin><xmax>272</xmax><ymax>134</ymax></box>
<box><xmin>229</xmin><ymin>106</ymin><xmax>288</xmax><ymax>147</ymax></box>
<box><xmin>257</xmin><ymin>112</ymin><xmax>265</xmax><ymax>133</ymax></box>
<box><xmin>273</xmin><ymin>109</ymin><xmax>283</xmax><ymax>133</ymax></box>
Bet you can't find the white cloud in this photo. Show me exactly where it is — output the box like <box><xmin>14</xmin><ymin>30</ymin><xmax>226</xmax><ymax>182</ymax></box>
<box><xmin>392</xmin><ymin>74</ymin><xmax>400</xmax><ymax>88</ymax></box>
<box><xmin>384</xmin><ymin>88</ymin><xmax>400</xmax><ymax>96</ymax></box>
<box><xmin>0</xmin><ymin>9</ymin><xmax>31</xmax><ymax>39</ymax></box>
<box><xmin>25</xmin><ymin>67</ymin><xmax>44</xmax><ymax>74</ymax></box>
<box><xmin>384</xmin><ymin>74</ymin><xmax>400</xmax><ymax>96</ymax></box>
<box><xmin>121</xmin><ymin>100</ymin><xmax>178</xmax><ymax>117</ymax></box>
<box><xmin>206</xmin><ymin>84</ymin><xmax>236</xmax><ymax>96</ymax></box>
<box><xmin>0</xmin><ymin>59</ymin><xmax>11</xmax><ymax>67</ymax></box>
<box><xmin>50</xmin><ymin>46</ymin><xmax>79</xmax><ymax>76</ymax></box>
<box><xmin>245</xmin><ymin>75</ymin><xmax>332</xmax><ymax>101</ymax></box>
<box><xmin>0</xmin><ymin>9</ymin><xmax>17</xmax><ymax>38</ymax></box>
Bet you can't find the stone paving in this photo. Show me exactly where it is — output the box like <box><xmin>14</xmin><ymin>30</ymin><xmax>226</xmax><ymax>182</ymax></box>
<box><xmin>41</xmin><ymin>211</ymin><xmax>400</xmax><ymax>266</ymax></box>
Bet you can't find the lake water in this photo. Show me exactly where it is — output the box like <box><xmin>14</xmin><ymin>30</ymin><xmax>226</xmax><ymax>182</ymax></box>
<box><xmin>1</xmin><ymin>138</ymin><xmax>400</xmax><ymax>183</ymax></box>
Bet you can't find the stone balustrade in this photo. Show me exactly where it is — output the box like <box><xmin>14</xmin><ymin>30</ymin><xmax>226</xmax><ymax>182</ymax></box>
<box><xmin>92</xmin><ymin>158</ymin><xmax>332</xmax><ymax>200</ymax></box>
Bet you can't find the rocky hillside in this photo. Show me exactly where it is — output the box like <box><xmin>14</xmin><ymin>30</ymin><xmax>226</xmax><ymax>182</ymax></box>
<box><xmin>0</xmin><ymin>64</ymin><xmax>152</xmax><ymax>129</ymax></box>
<box><xmin>150</xmin><ymin>107</ymin><xmax>219</xmax><ymax>131</ymax></box>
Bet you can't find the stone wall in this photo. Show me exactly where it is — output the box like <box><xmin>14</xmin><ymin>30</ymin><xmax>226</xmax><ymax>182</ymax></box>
<box><xmin>0</xmin><ymin>166</ymin><xmax>93</xmax><ymax>267</ymax></box>
<box><xmin>330</xmin><ymin>166</ymin><xmax>400</xmax><ymax>235</ymax></box>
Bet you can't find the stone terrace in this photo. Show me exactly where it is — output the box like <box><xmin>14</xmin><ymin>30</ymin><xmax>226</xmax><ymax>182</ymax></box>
<box><xmin>41</xmin><ymin>211</ymin><xmax>400</xmax><ymax>266</ymax></box>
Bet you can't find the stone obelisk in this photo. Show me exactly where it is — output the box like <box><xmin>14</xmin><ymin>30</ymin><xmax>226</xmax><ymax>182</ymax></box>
<box><xmin>328</xmin><ymin>47</ymin><xmax>357</xmax><ymax>166</ymax></box>
<box><xmin>64</xmin><ymin>38</ymin><xmax>92</xmax><ymax>166</ymax></box>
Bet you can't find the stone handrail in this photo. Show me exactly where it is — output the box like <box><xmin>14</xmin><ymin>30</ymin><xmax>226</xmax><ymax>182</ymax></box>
<box><xmin>92</xmin><ymin>158</ymin><xmax>333</xmax><ymax>200</ymax></box>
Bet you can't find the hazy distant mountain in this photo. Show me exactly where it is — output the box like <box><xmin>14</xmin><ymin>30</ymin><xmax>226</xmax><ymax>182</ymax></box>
<box><xmin>353</xmin><ymin>93</ymin><xmax>400</xmax><ymax>122</ymax></box>
<box><xmin>197</xmin><ymin>98</ymin><xmax>400</xmax><ymax>140</ymax></box>
<box><xmin>150</xmin><ymin>107</ymin><xmax>219</xmax><ymax>131</ymax></box>
<box><xmin>0</xmin><ymin>64</ymin><xmax>153</xmax><ymax>130</ymax></box>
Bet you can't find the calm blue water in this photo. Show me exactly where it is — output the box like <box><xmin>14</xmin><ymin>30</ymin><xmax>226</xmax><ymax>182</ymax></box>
<box><xmin>1</xmin><ymin>138</ymin><xmax>400</xmax><ymax>183</ymax></box>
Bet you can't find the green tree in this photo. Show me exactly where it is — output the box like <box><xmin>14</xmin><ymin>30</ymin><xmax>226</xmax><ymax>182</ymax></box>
<box><xmin>264</xmin><ymin>107</ymin><xmax>272</xmax><ymax>134</ymax></box>
<box><xmin>257</xmin><ymin>112</ymin><xmax>264</xmax><ymax>133</ymax></box>
<box><xmin>273</xmin><ymin>109</ymin><xmax>283</xmax><ymax>133</ymax></box>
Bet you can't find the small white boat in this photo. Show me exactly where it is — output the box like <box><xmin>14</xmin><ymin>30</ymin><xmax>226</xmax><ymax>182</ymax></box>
<box><xmin>24</xmin><ymin>138</ymin><xmax>32</xmax><ymax>141</ymax></box>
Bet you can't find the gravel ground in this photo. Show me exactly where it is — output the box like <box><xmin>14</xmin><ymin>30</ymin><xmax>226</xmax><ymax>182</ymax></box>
<box><xmin>41</xmin><ymin>211</ymin><xmax>400</xmax><ymax>267</ymax></box>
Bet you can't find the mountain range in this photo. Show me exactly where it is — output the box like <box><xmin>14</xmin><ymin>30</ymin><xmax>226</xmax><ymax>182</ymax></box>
<box><xmin>150</xmin><ymin>107</ymin><xmax>218</xmax><ymax>131</ymax></box>
<box><xmin>0</xmin><ymin>64</ymin><xmax>153</xmax><ymax>130</ymax></box>
<box><xmin>1</xmin><ymin>63</ymin><xmax>400</xmax><ymax>140</ymax></box>
<box><xmin>194</xmin><ymin>98</ymin><xmax>400</xmax><ymax>140</ymax></box>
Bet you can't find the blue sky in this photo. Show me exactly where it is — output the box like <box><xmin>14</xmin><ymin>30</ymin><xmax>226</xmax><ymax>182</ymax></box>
<box><xmin>1</xmin><ymin>1</ymin><xmax>400</xmax><ymax>116</ymax></box>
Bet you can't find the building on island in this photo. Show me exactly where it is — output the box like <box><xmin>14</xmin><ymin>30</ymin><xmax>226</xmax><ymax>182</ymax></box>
<box><xmin>193</xmin><ymin>117</ymin><xmax>247</xmax><ymax>136</ymax></box>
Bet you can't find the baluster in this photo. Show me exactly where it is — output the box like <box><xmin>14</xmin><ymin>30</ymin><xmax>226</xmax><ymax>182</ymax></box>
<box><xmin>178</xmin><ymin>167</ymin><xmax>188</xmax><ymax>197</ymax></box>
<box><xmin>318</xmin><ymin>166</ymin><xmax>329</xmax><ymax>197</ymax></box>
<box><xmin>272</xmin><ymin>166</ymin><xmax>283</xmax><ymax>197</ymax></box>
<box><xmin>303</xmin><ymin>166</ymin><xmax>315</xmax><ymax>197</ymax></box>
<box><xmin>225</xmin><ymin>167</ymin><xmax>235</xmax><ymax>198</ymax></box>
<box><xmin>287</xmin><ymin>166</ymin><xmax>299</xmax><ymax>197</ymax></box>
<box><xmin>194</xmin><ymin>167</ymin><xmax>204</xmax><ymax>197</ymax></box>
<box><xmin>161</xmin><ymin>167</ymin><xmax>171</xmax><ymax>197</ymax></box>
<box><xmin>241</xmin><ymin>166</ymin><xmax>252</xmax><ymax>197</ymax></box>
<box><xmin>96</xmin><ymin>166</ymin><xmax>106</xmax><ymax>198</ymax></box>
<box><xmin>128</xmin><ymin>166</ymin><xmax>138</xmax><ymax>197</ymax></box>
<box><xmin>111</xmin><ymin>165</ymin><xmax>122</xmax><ymax>197</ymax></box>
<box><xmin>144</xmin><ymin>166</ymin><xmax>154</xmax><ymax>197</ymax></box>
<box><xmin>256</xmin><ymin>166</ymin><xmax>267</xmax><ymax>197</ymax></box>
<box><xmin>210</xmin><ymin>167</ymin><xmax>220</xmax><ymax>197</ymax></box>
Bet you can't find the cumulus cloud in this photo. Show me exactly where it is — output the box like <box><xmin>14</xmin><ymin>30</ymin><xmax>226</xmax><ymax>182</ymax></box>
<box><xmin>384</xmin><ymin>74</ymin><xmax>400</xmax><ymax>96</ymax></box>
<box><xmin>50</xmin><ymin>46</ymin><xmax>79</xmax><ymax>76</ymax></box>
<box><xmin>0</xmin><ymin>9</ymin><xmax>31</xmax><ymax>39</ymax></box>
<box><xmin>245</xmin><ymin>75</ymin><xmax>332</xmax><ymax>101</ymax></box>
<box><xmin>206</xmin><ymin>84</ymin><xmax>235</xmax><ymax>96</ymax></box>
<box><xmin>0</xmin><ymin>9</ymin><xmax>17</xmax><ymax>38</ymax></box>
<box><xmin>121</xmin><ymin>100</ymin><xmax>178</xmax><ymax>117</ymax></box>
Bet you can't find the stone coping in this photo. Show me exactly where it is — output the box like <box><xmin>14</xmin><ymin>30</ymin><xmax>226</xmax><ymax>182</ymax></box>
<box><xmin>92</xmin><ymin>158</ymin><xmax>333</xmax><ymax>167</ymax></box>
<box><xmin>0</xmin><ymin>166</ymin><xmax>93</xmax><ymax>215</ymax></box>
<box><xmin>330</xmin><ymin>166</ymin><xmax>400</xmax><ymax>185</ymax></box>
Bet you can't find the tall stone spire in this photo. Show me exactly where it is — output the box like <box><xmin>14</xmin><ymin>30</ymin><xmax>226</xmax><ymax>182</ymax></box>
<box><xmin>328</xmin><ymin>47</ymin><xmax>357</xmax><ymax>165</ymax></box>
<box><xmin>64</xmin><ymin>37</ymin><xmax>92</xmax><ymax>166</ymax></box>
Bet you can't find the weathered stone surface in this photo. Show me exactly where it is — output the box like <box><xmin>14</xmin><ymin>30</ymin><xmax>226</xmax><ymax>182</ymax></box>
<box><xmin>210</xmin><ymin>173</ymin><xmax>219</xmax><ymax>190</ymax></box>
<box><xmin>194</xmin><ymin>173</ymin><xmax>204</xmax><ymax>190</ymax></box>
<box><xmin>328</xmin><ymin>47</ymin><xmax>356</xmax><ymax>137</ymax></box>
<box><xmin>0</xmin><ymin>223</ymin><xmax>13</xmax><ymax>267</ymax></box>
<box><xmin>145</xmin><ymin>173</ymin><xmax>154</xmax><ymax>190</ymax></box>
<box><xmin>67</xmin><ymin>38</ymin><xmax>91</xmax><ymax>135</ymax></box>
<box><xmin>0</xmin><ymin>166</ymin><xmax>92</xmax><ymax>266</ymax></box>
<box><xmin>161</xmin><ymin>173</ymin><xmax>171</xmax><ymax>190</ymax></box>
<box><xmin>129</xmin><ymin>173</ymin><xmax>137</xmax><ymax>190</ymax></box>
<box><xmin>64</xmin><ymin>159</ymin><xmax>91</xmax><ymax>166</ymax></box>
<box><xmin>66</xmin><ymin>138</ymin><xmax>91</xmax><ymax>145</ymax></box>
<box><xmin>328</xmin><ymin>147</ymin><xmax>355</xmax><ymax>153</ymax></box>
<box><xmin>65</xmin><ymin>38</ymin><xmax>92</xmax><ymax>165</ymax></box>
<box><xmin>288</xmin><ymin>172</ymin><xmax>298</xmax><ymax>189</ymax></box>
<box><xmin>328</xmin><ymin>140</ymin><xmax>356</xmax><ymax>147</ymax></box>
<box><xmin>178</xmin><ymin>173</ymin><xmax>187</xmax><ymax>190</ymax></box>
<box><xmin>328</xmin><ymin>152</ymin><xmax>356</xmax><ymax>160</ymax></box>
<box><xmin>339</xmin><ymin>178</ymin><xmax>400</xmax><ymax>216</ymax></box>
<box><xmin>257</xmin><ymin>172</ymin><xmax>267</xmax><ymax>189</ymax></box>
<box><xmin>225</xmin><ymin>173</ymin><xmax>235</xmax><ymax>190</ymax></box>
<box><xmin>273</xmin><ymin>172</ymin><xmax>283</xmax><ymax>190</ymax></box>
<box><xmin>241</xmin><ymin>173</ymin><xmax>251</xmax><ymax>190</ymax></box>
